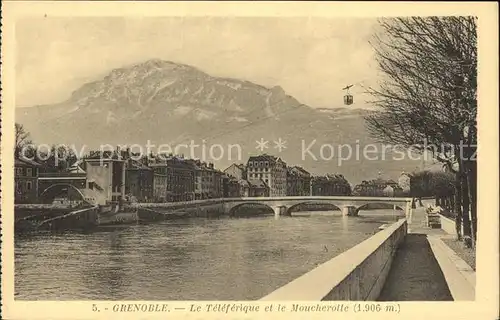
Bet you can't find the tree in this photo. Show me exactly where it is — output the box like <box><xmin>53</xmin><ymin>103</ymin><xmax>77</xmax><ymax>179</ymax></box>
<box><xmin>410</xmin><ymin>170</ymin><xmax>433</xmax><ymax>200</ymax></box>
<box><xmin>15</xmin><ymin>123</ymin><xmax>34</xmax><ymax>158</ymax></box>
<box><xmin>366</xmin><ymin>17</ymin><xmax>477</xmax><ymax>243</ymax></box>
<box><xmin>429</xmin><ymin>171</ymin><xmax>455</xmax><ymax>209</ymax></box>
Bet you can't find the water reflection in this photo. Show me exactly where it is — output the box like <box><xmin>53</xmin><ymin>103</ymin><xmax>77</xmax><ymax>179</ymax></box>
<box><xmin>16</xmin><ymin>210</ymin><xmax>399</xmax><ymax>300</ymax></box>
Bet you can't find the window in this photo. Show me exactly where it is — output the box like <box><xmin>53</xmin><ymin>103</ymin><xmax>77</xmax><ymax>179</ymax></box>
<box><xmin>26</xmin><ymin>168</ymin><xmax>32</xmax><ymax>177</ymax></box>
<box><xmin>15</xmin><ymin>168</ymin><xmax>23</xmax><ymax>176</ymax></box>
<box><xmin>249</xmin><ymin>162</ymin><xmax>253</xmax><ymax>167</ymax></box>
<box><xmin>27</xmin><ymin>181</ymin><xmax>32</xmax><ymax>190</ymax></box>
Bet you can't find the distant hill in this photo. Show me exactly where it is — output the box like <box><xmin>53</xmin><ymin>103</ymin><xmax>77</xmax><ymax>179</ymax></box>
<box><xmin>16</xmin><ymin>59</ymin><xmax>426</xmax><ymax>184</ymax></box>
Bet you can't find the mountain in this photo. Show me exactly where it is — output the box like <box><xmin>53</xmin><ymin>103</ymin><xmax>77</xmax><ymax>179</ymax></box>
<box><xmin>16</xmin><ymin>59</ymin><xmax>425</xmax><ymax>184</ymax></box>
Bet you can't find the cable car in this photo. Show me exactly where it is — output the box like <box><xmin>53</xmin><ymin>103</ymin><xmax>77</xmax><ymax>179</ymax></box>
<box><xmin>342</xmin><ymin>84</ymin><xmax>354</xmax><ymax>105</ymax></box>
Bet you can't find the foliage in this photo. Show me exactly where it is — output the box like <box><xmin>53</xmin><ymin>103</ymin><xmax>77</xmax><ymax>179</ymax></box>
<box><xmin>15</xmin><ymin>123</ymin><xmax>33</xmax><ymax>158</ymax></box>
<box><xmin>367</xmin><ymin>17</ymin><xmax>478</xmax><ymax>245</ymax></box>
<box><xmin>366</xmin><ymin>17</ymin><xmax>477</xmax><ymax>164</ymax></box>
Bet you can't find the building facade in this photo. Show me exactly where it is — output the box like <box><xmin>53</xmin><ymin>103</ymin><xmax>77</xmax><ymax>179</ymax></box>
<box><xmin>286</xmin><ymin>167</ymin><xmax>300</xmax><ymax>196</ymax></box>
<box><xmin>223</xmin><ymin>163</ymin><xmax>247</xmax><ymax>181</ymax></box>
<box><xmin>293</xmin><ymin>166</ymin><xmax>312</xmax><ymax>196</ymax></box>
<box><xmin>84</xmin><ymin>158</ymin><xmax>126</xmax><ymax>205</ymax></box>
<box><xmin>125</xmin><ymin>162</ymin><xmax>154</xmax><ymax>202</ymax></box>
<box><xmin>246</xmin><ymin>154</ymin><xmax>287</xmax><ymax>197</ymax></box>
<box><xmin>248</xmin><ymin>180</ymin><xmax>270</xmax><ymax>197</ymax></box>
<box><xmin>222</xmin><ymin>175</ymin><xmax>240</xmax><ymax>198</ymax></box>
<box><xmin>311</xmin><ymin>174</ymin><xmax>351</xmax><ymax>196</ymax></box>
<box><xmin>286</xmin><ymin>166</ymin><xmax>312</xmax><ymax>196</ymax></box>
<box><xmin>14</xmin><ymin>158</ymin><xmax>41</xmax><ymax>204</ymax></box>
<box><xmin>352</xmin><ymin>177</ymin><xmax>402</xmax><ymax>197</ymax></box>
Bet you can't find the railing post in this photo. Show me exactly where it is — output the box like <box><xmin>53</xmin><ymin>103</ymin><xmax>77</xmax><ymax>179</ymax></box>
<box><xmin>405</xmin><ymin>200</ymin><xmax>412</xmax><ymax>223</ymax></box>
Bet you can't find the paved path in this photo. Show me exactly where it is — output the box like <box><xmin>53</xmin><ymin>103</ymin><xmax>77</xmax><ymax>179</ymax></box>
<box><xmin>377</xmin><ymin>207</ymin><xmax>453</xmax><ymax>301</ymax></box>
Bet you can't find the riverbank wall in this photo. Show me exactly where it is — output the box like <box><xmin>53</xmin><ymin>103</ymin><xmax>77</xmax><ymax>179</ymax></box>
<box><xmin>16</xmin><ymin>206</ymin><xmax>100</xmax><ymax>232</ymax></box>
<box><xmin>260</xmin><ymin>218</ymin><xmax>408</xmax><ymax>301</ymax></box>
<box><xmin>136</xmin><ymin>202</ymin><xmax>224</xmax><ymax>221</ymax></box>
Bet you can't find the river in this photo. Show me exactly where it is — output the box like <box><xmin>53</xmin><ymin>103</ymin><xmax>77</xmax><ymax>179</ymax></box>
<box><xmin>14</xmin><ymin>209</ymin><xmax>403</xmax><ymax>300</ymax></box>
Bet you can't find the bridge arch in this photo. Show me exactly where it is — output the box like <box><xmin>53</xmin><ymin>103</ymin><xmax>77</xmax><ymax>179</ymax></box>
<box><xmin>286</xmin><ymin>202</ymin><xmax>341</xmax><ymax>216</ymax></box>
<box><xmin>39</xmin><ymin>183</ymin><xmax>89</xmax><ymax>205</ymax></box>
<box><xmin>228</xmin><ymin>202</ymin><xmax>274</xmax><ymax>217</ymax></box>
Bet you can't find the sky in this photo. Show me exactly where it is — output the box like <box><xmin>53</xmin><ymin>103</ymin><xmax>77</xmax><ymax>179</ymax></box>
<box><xmin>16</xmin><ymin>17</ymin><xmax>381</xmax><ymax>109</ymax></box>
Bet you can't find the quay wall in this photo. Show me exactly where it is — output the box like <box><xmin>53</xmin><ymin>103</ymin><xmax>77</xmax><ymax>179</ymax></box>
<box><xmin>136</xmin><ymin>202</ymin><xmax>225</xmax><ymax>221</ymax></box>
<box><xmin>260</xmin><ymin>218</ymin><xmax>408</xmax><ymax>301</ymax></box>
<box><xmin>37</xmin><ymin>206</ymin><xmax>100</xmax><ymax>231</ymax></box>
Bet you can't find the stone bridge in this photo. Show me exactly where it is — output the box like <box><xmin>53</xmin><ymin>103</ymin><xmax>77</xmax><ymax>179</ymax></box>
<box><xmin>222</xmin><ymin>196</ymin><xmax>413</xmax><ymax>219</ymax></box>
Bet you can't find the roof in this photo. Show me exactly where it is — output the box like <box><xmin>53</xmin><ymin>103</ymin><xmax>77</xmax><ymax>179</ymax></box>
<box><xmin>127</xmin><ymin>161</ymin><xmax>152</xmax><ymax>171</ymax></box>
<box><xmin>148</xmin><ymin>163</ymin><xmax>168</xmax><ymax>167</ymax></box>
<box><xmin>67</xmin><ymin>160</ymin><xmax>86</xmax><ymax>173</ymax></box>
<box><xmin>293</xmin><ymin>166</ymin><xmax>311</xmax><ymax>175</ymax></box>
<box><xmin>85</xmin><ymin>158</ymin><xmax>125</xmax><ymax>163</ymax></box>
<box><xmin>15</xmin><ymin>157</ymin><xmax>42</xmax><ymax>167</ymax></box>
<box><xmin>224</xmin><ymin>163</ymin><xmax>246</xmax><ymax>171</ymax></box>
<box><xmin>248</xmin><ymin>154</ymin><xmax>280</xmax><ymax>163</ymax></box>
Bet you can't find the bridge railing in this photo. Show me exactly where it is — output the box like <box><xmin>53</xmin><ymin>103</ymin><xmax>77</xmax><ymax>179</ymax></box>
<box><xmin>134</xmin><ymin>196</ymin><xmax>413</xmax><ymax>205</ymax></box>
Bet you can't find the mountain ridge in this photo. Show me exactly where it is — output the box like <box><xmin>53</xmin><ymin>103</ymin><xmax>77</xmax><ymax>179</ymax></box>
<box><xmin>16</xmin><ymin>59</ymin><xmax>422</xmax><ymax>184</ymax></box>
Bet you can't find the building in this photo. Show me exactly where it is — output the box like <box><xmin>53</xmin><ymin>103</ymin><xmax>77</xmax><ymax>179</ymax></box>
<box><xmin>14</xmin><ymin>157</ymin><xmax>42</xmax><ymax>204</ymax></box>
<box><xmin>67</xmin><ymin>160</ymin><xmax>86</xmax><ymax>174</ymax></box>
<box><xmin>196</xmin><ymin>161</ymin><xmax>215</xmax><ymax>199</ymax></box>
<box><xmin>125</xmin><ymin>161</ymin><xmax>154</xmax><ymax>202</ymax></box>
<box><xmin>286</xmin><ymin>167</ymin><xmax>300</xmax><ymax>196</ymax></box>
<box><xmin>248</xmin><ymin>179</ymin><xmax>270</xmax><ymax>197</ymax></box>
<box><xmin>246</xmin><ymin>154</ymin><xmax>287</xmax><ymax>197</ymax></box>
<box><xmin>222</xmin><ymin>174</ymin><xmax>240</xmax><ymax>198</ymax></box>
<box><xmin>293</xmin><ymin>166</ymin><xmax>312</xmax><ymax>196</ymax></box>
<box><xmin>84</xmin><ymin>158</ymin><xmax>126</xmax><ymax>205</ymax></box>
<box><xmin>150</xmin><ymin>163</ymin><xmax>168</xmax><ymax>202</ymax></box>
<box><xmin>223</xmin><ymin>163</ymin><xmax>247</xmax><ymax>180</ymax></box>
<box><xmin>213</xmin><ymin>169</ymin><xmax>224</xmax><ymax>199</ymax></box>
<box><xmin>286</xmin><ymin>166</ymin><xmax>311</xmax><ymax>196</ymax></box>
<box><xmin>352</xmin><ymin>176</ymin><xmax>402</xmax><ymax>197</ymax></box>
<box><xmin>185</xmin><ymin>159</ymin><xmax>203</xmax><ymax>200</ymax></box>
<box><xmin>150</xmin><ymin>156</ymin><xmax>195</xmax><ymax>202</ymax></box>
<box><xmin>311</xmin><ymin>174</ymin><xmax>351</xmax><ymax>196</ymax></box>
<box><xmin>238</xmin><ymin>179</ymin><xmax>251</xmax><ymax>197</ymax></box>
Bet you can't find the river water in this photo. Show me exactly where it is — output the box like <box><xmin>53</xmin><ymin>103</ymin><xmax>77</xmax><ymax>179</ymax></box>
<box><xmin>15</xmin><ymin>210</ymin><xmax>403</xmax><ymax>300</ymax></box>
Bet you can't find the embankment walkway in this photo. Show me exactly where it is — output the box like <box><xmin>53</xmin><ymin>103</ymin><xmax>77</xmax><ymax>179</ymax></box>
<box><xmin>377</xmin><ymin>207</ymin><xmax>453</xmax><ymax>301</ymax></box>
